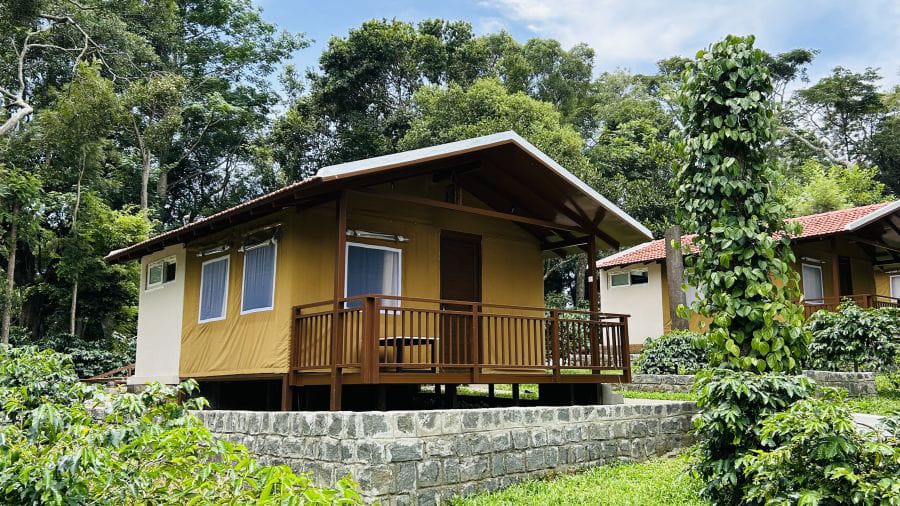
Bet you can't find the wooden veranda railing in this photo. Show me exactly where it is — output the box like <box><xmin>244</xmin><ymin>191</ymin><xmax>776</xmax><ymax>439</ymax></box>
<box><xmin>802</xmin><ymin>294</ymin><xmax>900</xmax><ymax>318</ymax></box>
<box><xmin>290</xmin><ymin>295</ymin><xmax>631</xmax><ymax>386</ymax></box>
<box><xmin>83</xmin><ymin>363</ymin><xmax>135</xmax><ymax>385</ymax></box>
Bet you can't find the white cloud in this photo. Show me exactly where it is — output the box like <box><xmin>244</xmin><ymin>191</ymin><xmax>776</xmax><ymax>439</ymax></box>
<box><xmin>477</xmin><ymin>0</ymin><xmax>900</xmax><ymax>86</ymax></box>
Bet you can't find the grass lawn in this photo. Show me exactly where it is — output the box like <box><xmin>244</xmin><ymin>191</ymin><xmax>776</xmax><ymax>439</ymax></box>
<box><xmin>844</xmin><ymin>373</ymin><xmax>900</xmax><ymax>416</ymax></box>
<box><xmin>617</xmin><ymin>389</ymin><xmax>697</xmax><ymax>402</ymax></box>
<box><xmin>451</xmin><ymin>456</ymin><xmax>707</xmax><ymax>506</ymax></box>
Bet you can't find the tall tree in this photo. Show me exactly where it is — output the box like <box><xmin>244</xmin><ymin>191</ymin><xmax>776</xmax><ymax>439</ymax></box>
<box><xmin>0</xmin><ymin>165</ymin><xmax>41</xmax><ymax>344</ymax></box>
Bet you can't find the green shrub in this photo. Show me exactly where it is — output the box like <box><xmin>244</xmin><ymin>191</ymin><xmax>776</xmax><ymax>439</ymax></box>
<box><xmin>0</xmin><ymin>346</ymin><xmax>361</xmax><ymax>505</ymax></box>
<box><xmin>635</xmin><ymin>330</ymin><xmax>710</xmax><ymax>374</ymax></box>
<box><xmin>691</xmin><ymin>369</ymin><xmax>816</xmax><ymax>505</ymax></box>
<box><xmin>10</xmin><ymin>329</ymin><xmax>135</xmax><ymax>377</ymax></box>
<box><xmin>742</xmin><ymin>393</ymin><xmax>900</xmax><ymax>505</ymax></box>
<box><xmin>807</xmin><ymin>301</ymin><xmax>899</xmax><ymax>372</ymax></box>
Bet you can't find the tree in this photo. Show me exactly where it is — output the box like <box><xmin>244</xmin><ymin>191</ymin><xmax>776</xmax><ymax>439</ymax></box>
<box><xmin>0</xmin><ymin>165</ymin><xmax>41</xmax><ymax>344</ymax></box>
<box><xmin>37</xmin><ymin>62</ymin><xmax>124</xmax><ymax>335</ymax></box>
<box><xmin>788</xmin><ymin>67</ymin><xmax>884</xmax><ymax>165</ymax></box>
<box><xmin>779</xmin><ymin>160</ymin><xmax>892</xmax><ymax>216</ymax></box>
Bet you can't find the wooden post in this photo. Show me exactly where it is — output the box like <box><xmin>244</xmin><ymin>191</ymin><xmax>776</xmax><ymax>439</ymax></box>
<box><xmin>621</xmin><ymin>315</ymin><xmax>632</xmax><ymax>383</ymax></box>
<box><xmin>512</xmin><ymin>384</ymin><xmax>520</xmax><ymax>405</ymax></box>
<box><xmin>550</xmin><ymin>309</ymin><xmax>561</xmax><ymax>382</ymax></box>
<box><xmin>831</xmin><ymin>239</ymin><xmax>841</xmax><ymax>300</ymax></box>
<box><xmin>362</xmin><ymin>296</ymin><xmax>380</xmax><ymax>384</ymax></box>
<box><xmin>330</xmin><ymin>193</ymin><xmax>348</xmax><ymax>411</ymax></box>
<box><xmin>664</xmin><ymin>226</ymin><xmax>689</xmax><ymax>330</ymax></box>
<box><xmin>470</xmin><ymin>302</ymin><xmax>480</xmax><ymax>384</ymax></box>
<box><xmin>587</xmin><ymin>236</ymin><xmax>600</xmax><ymax>373</ymax></box>
<box><xmin>281</xmin><ymin>374</ymin><xmax>292</xmax><ymax>411</ymax></box>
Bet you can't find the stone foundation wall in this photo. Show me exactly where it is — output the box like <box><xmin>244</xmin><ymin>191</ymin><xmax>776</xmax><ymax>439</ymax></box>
<box><xmin>196</xmin><ymin>402</ymin><xmax>697</xmax><ymax>505</ymax></box>
<box><xmin>626</xmin><ymin>371</ymin><xmax>877</xmax><ymax>397</ymax></box>
<box><xmin>626</xmin><ymin>374</ymin><xmax>695</xmax><ymax>393</ymax></box>
<box><xmin>802</xmin><ymin>370</ymin><xmax>877</xmax><ymax>396</ymax></box>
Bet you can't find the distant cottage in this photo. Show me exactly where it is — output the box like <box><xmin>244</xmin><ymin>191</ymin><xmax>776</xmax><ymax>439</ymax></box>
<box><xmin>597</xmin><ymin>202</ymin><xmax>900</xmax><ymax>345</ymax></box>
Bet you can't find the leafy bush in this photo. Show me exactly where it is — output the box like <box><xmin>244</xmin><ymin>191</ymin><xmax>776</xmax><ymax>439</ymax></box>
<box><xmin>691</xmin><ymin>369</ymin><xmax>816</xmax><ymax>505</ymax></box>
<box><xmin>0</xmin><ymin>346</ymin><xmax>361</xmax><ymax>505</ymax></box>
<box><xmin>742</xmin><ymin>392</ymin><xmax>900</xmax><ymax>505</ymax></box>
<box><xmin>10</xmin><ymin>329</ymin><xmax>135</xmax><ymax>377</ymax></box>
<box><xmin>807</xmin><ymin>301</ymin><xmax>899</xmax><ymax>372</ymax></box>
<box><xmin>634</xmin><ymin>330</ymin><xmax>710</xmax><ymax>374</ymax></box>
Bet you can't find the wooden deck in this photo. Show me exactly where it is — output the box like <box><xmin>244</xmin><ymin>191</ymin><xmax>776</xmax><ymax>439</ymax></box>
<box><xmin>802</xmin><ymin>294</ymin><xmax>899</xmax><ymax>318</ymax></box>
<box><xmin>286</xmin><ymin>295</ymin><xmax>631</xmax><ymax>409</ymax></box>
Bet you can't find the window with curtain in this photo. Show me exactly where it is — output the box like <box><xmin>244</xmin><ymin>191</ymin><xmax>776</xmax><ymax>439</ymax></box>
<box><xmin>891</xmin><ymin>275</ymin><xmax>900</xmax><ymax>298</ymax></box>
<box><xmin>609</xmin><ymin>272</ymin><xmax>630</xmax><ymax>287</ymax></box>
<box><xmin>199</xmin><ymin>256</ymin><xmax>229</xmax><ymax>322</ymax></box>
<box><xmin>241</xmin><ymin>241</ymin><xmax>277</xmax><ymax>313</ymax></box>
<box><xmin>345</xmin><ymin>243</ymin><xmax>401</xmax><ymax>307</ymax></box>
<box><xmin>802</xmin><ymin>264</ymin><xmax>824</xmax><ymax>304</ymax></box>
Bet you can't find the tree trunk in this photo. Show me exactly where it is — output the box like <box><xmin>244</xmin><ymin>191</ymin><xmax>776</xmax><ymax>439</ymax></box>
<box><xmin>574</xmin><ymin>254</ymin><xmax>587</xmax><ymax>305</ymax></box>
<box><xmin>69</xmin><ymin>278</ymin><xmax>78</xmax><ymax>336</ymax></box>
<box><xmin>1</xmin><ymin>203</ymin><xmax>19</xmax><ymax>344</ymax></box>
<box><xmin>69</xmin><ymin>158</ymin><xmax>85</xmax><ymax>336</ymax></box>
<box><xmin>157</xmin><ymin>169</ymin><xmax>168</xmax><ymax>204</ymax></box>
<box><xmin>664</xmin><ymin>225</ymin><xmax>689</xmax><ymax>330</ymax></box>
<box><xmin>140</xmin><ymin>150</ymin><xmax>150</xmax><ymax>210</ymax></box>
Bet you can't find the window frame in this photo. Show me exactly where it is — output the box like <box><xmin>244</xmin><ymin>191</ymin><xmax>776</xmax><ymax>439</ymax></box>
<box><xmin>239</xmin><ymin>240</ymin><xmax>278</xmax><ymax>315</ymax></box>
<box><xmin>608</xmin><ymin>271</ymin><xmax>632</xmax><ymax>288</ymax></box>
<box><xmin>890</xmin><ymin>274</ymin><xmax>900</xmax><ymax>299</ymax></box>
<box><xmin>608</xmin><ymin>269</ymin><xmax>649</xmax><ymax>288</ymax></box>
<box><xmin>198</xmin><ymin>255</ymin><xmax>230</xmax><ymax>324</ymax></box>
<box><xmin>801</xmin><ymin>263</ymin><xmax>825</xmax><ymax>305</ymax></box>
<box><xmin>146</xmin><ymin>256</ymin><xmax>176</xmax><ymax>291</ymax></box>
<box><xmin>344</xmin><ymin>241</ymin><xmax>403</xmax><ymax>307</ymax></box>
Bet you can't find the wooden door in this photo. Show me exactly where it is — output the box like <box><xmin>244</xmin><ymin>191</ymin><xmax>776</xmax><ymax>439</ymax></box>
<box><xmin>440</xmin><ymin>231</ymin><xmax>481</xmax><ymax>366</ymax></box>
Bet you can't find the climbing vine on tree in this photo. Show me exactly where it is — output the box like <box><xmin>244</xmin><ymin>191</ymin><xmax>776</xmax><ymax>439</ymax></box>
<box><xmin>676</xmin><ymin>34</ymin><xmax>809</xmax><ymax>373</ymax></box>
<box><xmin>677</xmin><ymin>35</ymin><xmax>816</xmax><ymax>505</ymax></box>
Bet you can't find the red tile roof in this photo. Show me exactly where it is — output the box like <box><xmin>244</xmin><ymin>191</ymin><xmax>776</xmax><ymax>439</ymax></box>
<box><xmin>597</xmin><ymin>202</ymin><xmax>894</xmax><ymax>269</ymax></box>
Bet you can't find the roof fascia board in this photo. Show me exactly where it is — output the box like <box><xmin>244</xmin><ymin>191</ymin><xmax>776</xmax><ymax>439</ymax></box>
<box><xmin>844</xmin><ymin>200</ymin><xmax>900</xmax><ymax>231</ymax></box>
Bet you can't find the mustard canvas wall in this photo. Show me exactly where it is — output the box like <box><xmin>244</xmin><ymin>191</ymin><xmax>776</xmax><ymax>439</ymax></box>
<box><xmin>178</xmin><ymin>176</ymin><xmax>545</xmax><ymax>378</ymax></box>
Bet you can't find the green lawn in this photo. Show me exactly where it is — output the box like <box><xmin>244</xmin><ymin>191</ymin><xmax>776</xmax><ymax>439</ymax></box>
<box><xmin>617</xmin><ymin>389</ymin><xmax>697</xmax><ymax>402</ymax></box>
<box><xmin>452</xmin><ymin>457</ymin><xmax>707</xmax><ymax>506</ymax></box>
<box><xmin>844</xmin><ymin>373</ymin><xmax>900</xmax><ymax>416</ymax></box>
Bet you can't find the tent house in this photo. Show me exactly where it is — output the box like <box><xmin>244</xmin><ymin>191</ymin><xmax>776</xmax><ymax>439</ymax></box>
<box><xmin>107</xmin><ymin>132</ymin><xmax>653</xmax><ymax>410</ymax></box>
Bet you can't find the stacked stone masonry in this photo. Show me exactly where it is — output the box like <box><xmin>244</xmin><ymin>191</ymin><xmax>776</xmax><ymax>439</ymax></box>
<box><xmin>196</xmin><ymin>402</ymin><xmax>697</xmax><ymax>505</ymax></box>
<box><xmin>626</xmin><ymin>371</ymin><xmax>877</xmax><ymax>397</ymax></box>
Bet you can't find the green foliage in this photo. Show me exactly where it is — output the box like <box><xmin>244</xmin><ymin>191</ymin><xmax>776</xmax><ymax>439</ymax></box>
<box><xmin>634</xmin><ymin>330</ymin><xmax>710</xmax><ymax>375</ymax></box>
<box><xmin>742</xmin><ymin>393</ymin><xmax>900</xmax><ymax>505</ymax></box>
<box><xmin>9</xmin><ymin>330</ymin><xmax>134</xmax><ymax>378</ymax></box>
<box><xmin>807</xmin><ymin>302</ymin><xmax>899</xmax><ymax>372</ymax></box>
<box><xmin>453</xmin><ymin>456</ymin><xmax>707</xmax><ymax>506</ymax></box>
<box><xmin>780</xmin><ymin>160</ymin><xmax>892</xmax><ymax>216</ymax></box>
<box><xmin>691</xmin><ymin>369</ymin><xmax>817</xmax><ymax>505</ymax></box>
<box><xmin>0</xmin><ymin>346</ymin><xmax>361</xmax><ymax>504</ymax></box>
<box><xmin>399</xmin><ymin>78</ymin><xmax>592</xmax><ymax>178</ymax></box>
<box><xmin>676</xmin><ymin>34</ymin><xmax>809</xmax><ymax>373</ymax></box>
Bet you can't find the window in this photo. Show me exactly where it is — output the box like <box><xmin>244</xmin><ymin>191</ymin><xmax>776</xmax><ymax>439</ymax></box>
<box><xmin>891</xmin><ymin>275</ymin><xmax>900</xmax><ymax>298</ymax></box>
<box><xmin>345</xmin><ymin>243</ymin><xmax>401</xmax><ymax>307</ymax></box>
<box><xmin>685</xmin><ymin>284</ymin><xmax>702</xmax><ymax>306</ymax></box>
<box><xmin>609</xmin><ymin>269</ymin><xmax>648</xmax><ymax>288</ymax></box>
<box><xmin>609</xmin><ymin>272</ymin><xmax>630</xmax><ymax>287</ymax></box>
<box><xmin>199</xmin><ymin>256</ymin><xmax>229</xmax><ymax>322</ymax></box>
<box><xmin>146</xmin><ymin>257</ymin><xmax>176</xmax><ymax>290</ymax></box>
<box><xmin>802</xmin><ymin>263</ymin><xmax>824</xmax><ymax>304</ymax></box>
<box><xmin>240</xmin><ymin>241</ymin><xmax>277</xmax><ymax>314</ymax></box>
<box><xmin>630</xmin><ymin>270</ymin><xmax>649</xmax><ymax>285</ymax></box>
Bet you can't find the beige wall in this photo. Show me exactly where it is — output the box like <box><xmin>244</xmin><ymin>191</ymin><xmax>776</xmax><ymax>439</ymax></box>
<box><xmin>129</xmin><ymin>244</ymin><xmax>186</xmax><ymax>385</ymax></box>
<box><xmin>598</xmin><ymin>263</ymin><xmax>665</xmax><ymax>345</ymax></box>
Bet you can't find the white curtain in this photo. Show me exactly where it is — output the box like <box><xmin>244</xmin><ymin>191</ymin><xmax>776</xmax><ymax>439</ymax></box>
<box><xmin>346</xmin><ymin>245</ymin><xmax>400</xmax><ymax>307</ymax></box>
<box><xmin>802</xmin><ymin>264</ymin><xmax>824</xmax><ymax>302</ymax></box>
<box><xmin>200</xmin><ymin>257</ymin><xmax>228</xmax><ymax>320</ymax></box>
<box><xmin>891</xmin><ymin>275</ymin><xmax>900</xmax><ymax>298</ymax></box>
<box><xmin>242</xmin><ymin>242</ymin><xmax>276</xmax><ymax>312</ymax></box>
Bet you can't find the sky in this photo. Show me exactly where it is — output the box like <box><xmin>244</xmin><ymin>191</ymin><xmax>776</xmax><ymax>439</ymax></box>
<box><xmin>255</xmin><ymin>0</ymin><xmax>900</xmax><ymax>89</ymax></box>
